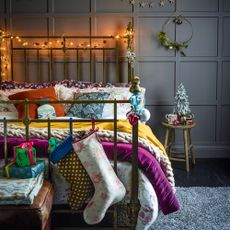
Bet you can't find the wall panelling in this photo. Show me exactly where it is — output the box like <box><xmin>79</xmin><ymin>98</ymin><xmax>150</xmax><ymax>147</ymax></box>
<box><xmin>1</xmin><ymin>0</ymin><xmax>230</xmax><ymax>157</ymax></box>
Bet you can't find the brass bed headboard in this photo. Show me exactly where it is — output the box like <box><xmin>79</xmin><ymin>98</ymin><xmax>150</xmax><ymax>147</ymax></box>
<box><xmin>0</xmin><ymin>22</ymin><xmax>134</xmax><ymax>84</ymax></box>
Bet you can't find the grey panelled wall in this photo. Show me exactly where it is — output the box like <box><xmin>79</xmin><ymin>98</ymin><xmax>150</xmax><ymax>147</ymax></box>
<box><xmin>0</xmin><ymin>0</ymin><xmax>230</xmax><ymax>157</ymax></box>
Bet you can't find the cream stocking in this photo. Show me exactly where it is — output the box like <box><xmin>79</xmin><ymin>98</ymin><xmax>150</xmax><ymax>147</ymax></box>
<box><xmin>72</xmin><ymin>133</ymin><xmax>126</xmax><ymax>225</ymax></box>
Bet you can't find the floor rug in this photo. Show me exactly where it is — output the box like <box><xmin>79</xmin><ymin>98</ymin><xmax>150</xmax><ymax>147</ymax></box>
<box><xmin>150</xmin><ymin>187</ymin><xmax>230</xmax><ymax>230</ymax></box>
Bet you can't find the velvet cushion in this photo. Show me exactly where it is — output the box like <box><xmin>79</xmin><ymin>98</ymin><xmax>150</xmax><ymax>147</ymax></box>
<box><xmin>9</xmin><ymin>87</ymin><xmax>65</xmax><ymax>119</ymax></box>
<box><xmin>67</xmin><ymin>92</ymin><xmax>110</xmax><ymax>119</ymax></box>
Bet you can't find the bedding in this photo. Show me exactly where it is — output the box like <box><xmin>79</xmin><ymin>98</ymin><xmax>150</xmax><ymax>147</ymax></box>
<box><xmin>0</xmin><ymin>134</ymin><xmax>178</xmax><ymax>214</ymax></box>
<box><xmin>52</xmin><ymin>161</ymin><xmax>159</xmax><ymax>230</ymax></box>
<box><xmin>67</xmin><ymin>92</ymin><xmax>110</xmax><ymax>119</ymax></box>
<box><xmin>0</xmin><ymin>121</ymin><xmax>178</xmax><ymax>204</ymax></box>
<box><xmin>0</xmin><ymin>80</ymin><xmax>128</xmax><ymax>90</ymax></box>
<box><xmin>0</xmin><ymin>31</ymin><xmax>173</xmax><ymax>229</ymax></box>
<box><xmin>0</xmin><ymin>93</ymin><xmax>18</xmax><ymax>113</ymax></box>
<box><xmin>1</xmin><ymin>80</ymin><xmax>145</xmax><ymax>120</ymax></box>
<box><xmin>8</xmin><ymin>87</ymin><xmax>65</xmax><ymax>119</ymax></box>
<box><xmin>0</xmin><ymin>112</ymin><xmax>18</xmax><ymax>119</ymax></box>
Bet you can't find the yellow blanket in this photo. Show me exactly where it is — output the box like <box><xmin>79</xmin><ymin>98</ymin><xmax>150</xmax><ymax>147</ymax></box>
<box><xmin>12</xmin><ymin>120</ymin><xmax>167</xmax><ymax>156</ymax></box>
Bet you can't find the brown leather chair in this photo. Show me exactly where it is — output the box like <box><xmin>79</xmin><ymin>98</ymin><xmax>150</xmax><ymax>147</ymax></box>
<box><xmin>0</xmin><ymin>181</ymin><xmax>54</xmax><ymax>230</ymax></box>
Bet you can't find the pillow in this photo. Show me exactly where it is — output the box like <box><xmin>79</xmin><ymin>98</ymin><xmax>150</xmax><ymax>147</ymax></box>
<box><xmin>0</xmin><ymin>112</ymin><xmax>18</xmax><ymax>119</ymax></box>
<box><xmin>67</xmin><ymin>92</ymin><xmax>110</xmax><ymax>119</ymax></box>
<box><xmin>8</xmin><ymin>87</ymin><xmax>65</xmax><ymax>119</ymax></box>
<box><xmin>102</xmin><ymin>87</ymin><xmax>146</xmax><ymax>119</ymax></box>
<box><xmin>54</xmin><ymin>85</ymin><xmax>79</xmax><ymax>113</ymax></box>
<box><xmin>0</xmin><ymin>92</ymin><xmax>18</xmax><ymax>113</ymax></box>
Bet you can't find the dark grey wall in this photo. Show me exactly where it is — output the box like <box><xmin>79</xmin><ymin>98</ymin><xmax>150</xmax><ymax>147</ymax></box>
<box><xmin>0</xmin><ymin>0</ymin><xmax>230</xmax><ymax>157</ymax></box>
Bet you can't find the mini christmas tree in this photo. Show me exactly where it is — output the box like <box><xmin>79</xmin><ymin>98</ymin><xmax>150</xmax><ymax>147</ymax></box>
<box><xmin>174</xmin><ymin>83</ymin><xmax>191</xmax><ymax>116</ymax></box>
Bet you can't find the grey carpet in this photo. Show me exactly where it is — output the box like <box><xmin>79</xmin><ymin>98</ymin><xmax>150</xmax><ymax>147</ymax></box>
<box><xmin>150</xmin><ymin>187</ymin><xmax>230</xmax><ymax>230</ymax></box>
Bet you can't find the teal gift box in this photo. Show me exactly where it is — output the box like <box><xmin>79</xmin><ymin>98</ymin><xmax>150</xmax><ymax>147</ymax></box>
<box><xmin>3</xmin><ymin>160</ymin><xmax>45</xmax><ymax>179</ymax></box>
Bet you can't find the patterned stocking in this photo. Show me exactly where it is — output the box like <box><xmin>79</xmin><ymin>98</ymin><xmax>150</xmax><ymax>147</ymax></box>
<box><xmin>73</xmin><ymin>132</ymin><xmax>126</xmax><ymax>225</ymax></box>
<box><xmin>56</xmin><ymin>150</ymin><xmax>93</xmax><ymax>209</ymax></box>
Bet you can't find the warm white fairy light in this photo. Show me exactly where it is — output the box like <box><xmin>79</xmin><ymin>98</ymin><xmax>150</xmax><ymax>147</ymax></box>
<box><xmin>0</xmin><ymin>28</ymin><xmax>131</xmax><ymax>78</ymax></box>
<box><xmin>126</xmin><ymin>0</ymin><xmax>175</xmax><ymax>8</ymax></box>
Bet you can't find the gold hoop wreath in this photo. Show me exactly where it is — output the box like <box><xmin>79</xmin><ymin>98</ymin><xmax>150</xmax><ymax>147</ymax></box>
<box><xmin>157</xmin><ymin>15</ymin><xmax>193</xmax><ymax>56</ymax></box>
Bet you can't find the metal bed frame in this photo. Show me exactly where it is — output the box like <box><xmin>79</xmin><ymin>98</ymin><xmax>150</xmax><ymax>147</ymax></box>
<box><xmin>0</xmin><ymin>23</ymin><xmax>139</xmax><ymax>229</ymax></box>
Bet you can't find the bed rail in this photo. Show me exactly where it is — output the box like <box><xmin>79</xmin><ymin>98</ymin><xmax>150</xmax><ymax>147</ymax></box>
<box><xmin>0</xmin><ymin>98</ymin><xmax>139</xmax><ymax>229</ymax></box>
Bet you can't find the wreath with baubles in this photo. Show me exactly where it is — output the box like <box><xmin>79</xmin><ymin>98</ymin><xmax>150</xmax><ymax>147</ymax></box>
<box><xmin>157</xmin><ymin>15</ymin><xmax>193</xmax><ymax>56</ymax></box>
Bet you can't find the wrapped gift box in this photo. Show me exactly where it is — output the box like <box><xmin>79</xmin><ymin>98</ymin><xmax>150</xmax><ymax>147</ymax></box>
<box><xmin>14</xmin><ymin>143</ymin><xmax>36</xmax><ymax>167</ymax></box>
<box><xmin>3</xmin><ymin>160</ymin><xmax>45</xmax><ymax>179</ymax></box>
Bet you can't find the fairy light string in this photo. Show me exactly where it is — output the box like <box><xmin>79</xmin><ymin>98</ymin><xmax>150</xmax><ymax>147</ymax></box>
<box><xmin>0</xmin><ymin>26</ymin><xmax>134</xmax><ymax>80</ymax></box>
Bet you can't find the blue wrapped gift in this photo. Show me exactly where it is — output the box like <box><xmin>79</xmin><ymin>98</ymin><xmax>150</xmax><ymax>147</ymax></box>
<box><xmin>3</xmin><ymin>160</ymin><xmax>45</xmax><ymax>179</ymax></box>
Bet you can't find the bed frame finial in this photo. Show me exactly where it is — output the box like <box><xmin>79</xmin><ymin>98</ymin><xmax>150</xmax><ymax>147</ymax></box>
<box><xmin>129</xmin><ymin>75</ymin><xmax>141</xmax><ymax>93</ymax></box>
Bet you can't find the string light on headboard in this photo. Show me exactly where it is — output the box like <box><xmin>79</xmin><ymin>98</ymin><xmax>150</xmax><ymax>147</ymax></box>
<box><xmin>125</xmin><ymin>0</ymin><xmax>175</xmax><ymax>8</ymax></box>
<box><xmin>0</xmin><ymin>29</ymin><xmax>10</xmax><ymax>79</ymax></box>
<box><xmin>0</xmin><ymin>23</ymin><xmax>135</xmax><ymax>81</ymax></box>
<box><xmin>125</xmin><ymin>22</ymin><xmax>135</xmax><ymax>68</ymax></box>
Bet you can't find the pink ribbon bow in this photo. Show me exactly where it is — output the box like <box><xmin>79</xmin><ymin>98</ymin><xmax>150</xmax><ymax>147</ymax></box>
<box><xmin>20</xmin><ymin>142</ymin><xmax>35</xmax><ymax>166</ymax></box>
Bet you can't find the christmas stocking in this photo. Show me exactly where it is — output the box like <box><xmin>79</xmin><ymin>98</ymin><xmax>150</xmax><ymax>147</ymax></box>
<box><xmin>56</xmin><ymin>150</ymin><xmax>93</xmax><ymax>210</ymax></box>
<box><xmin>72</xmin><ymin>132</ymin><xmax>126</xmax><ymax>225</ymax></box>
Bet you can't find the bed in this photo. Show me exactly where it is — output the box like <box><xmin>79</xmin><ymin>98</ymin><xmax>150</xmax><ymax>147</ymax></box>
<box><xmin>0</xmin><ymin>23</ymin><xmax>180</xmax><ymax>230</ymax></box>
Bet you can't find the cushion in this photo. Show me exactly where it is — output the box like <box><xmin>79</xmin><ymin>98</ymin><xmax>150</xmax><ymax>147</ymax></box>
<box><xmin>102</xmin><ymin>87</ymin><xmax>146</xmax><ymax>119</ymax></box>
<box><xmin>54</xmin><ymin>85</ymin><xmax>78</xmax><ymax>113</ymax></box>
<box><xmin>0</xmin><ymin>181</ymin><xmax>54</xmax><ymax>230</ymax></box>
<box><xmin>8</xmin><ymin>87</ymin><xmax>65</xmax><ymax>119</ymax></box>
<box><xmin>67</xmin><ymin>92</ymin><xmax>110</xmax><ymax>119</ymax></box>
<box><xmin>0</xmin><ymin>92</ymin><xmax>18</xmax><ymax>113</ymax></box>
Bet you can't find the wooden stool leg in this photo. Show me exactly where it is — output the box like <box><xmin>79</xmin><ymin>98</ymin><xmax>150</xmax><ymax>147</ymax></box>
<box><xmin>168</xmin><ymin>129</ymin><xmax>175</xmax><ymax>152</ymax></box>
<box><xmin>183</xmin><ymin>129</ymin><xmax>190</xmax><ymax>172</ymax></box>
<box><xmin>189</xmin><ymin>128</ymin><xmax>195</xmax><ymax>165</ymax></box>
<box><xmin>164</xmin><ymin>128</ymin><xmax>170</xmax><ymax>153</ymax></box>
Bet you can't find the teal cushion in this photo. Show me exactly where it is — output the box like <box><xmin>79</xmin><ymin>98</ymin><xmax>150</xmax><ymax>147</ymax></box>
<box><xmin>67</xmin><ymin>92</ymin><xmax>110</xmax><ymax>119</ymax></box>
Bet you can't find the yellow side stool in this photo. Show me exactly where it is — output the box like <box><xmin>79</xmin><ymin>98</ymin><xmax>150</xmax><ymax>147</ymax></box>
<box><xmin>161</xmin><ymin>121</ymin><xmax>196</xmax><ymax>172</ymax></box>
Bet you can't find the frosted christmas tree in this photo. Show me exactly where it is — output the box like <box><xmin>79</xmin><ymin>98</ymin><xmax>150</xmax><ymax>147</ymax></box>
<box><xmin>174</xmin><ymin>83</ymin><xmax>191</xmax><ymax>116</ymax></box>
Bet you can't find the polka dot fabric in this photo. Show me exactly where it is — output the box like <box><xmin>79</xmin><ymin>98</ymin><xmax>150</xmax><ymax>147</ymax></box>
<box><xmin>57</xmin><ymin>150</ymin><xmax>93</xmax><ymax>209</ymax></box>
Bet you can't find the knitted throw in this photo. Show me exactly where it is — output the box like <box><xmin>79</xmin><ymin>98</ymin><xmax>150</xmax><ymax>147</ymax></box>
<box><xmin>0</xmin><ymin>124</ymin><xmax>175</xmax><ymax>190</ymax></box>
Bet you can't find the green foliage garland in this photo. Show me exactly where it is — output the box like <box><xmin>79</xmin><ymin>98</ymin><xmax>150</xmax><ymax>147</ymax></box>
<box><xmin>157</xmin><ymin>31</ymin><xmax>189</xmax><ymax>56</ymax></box>
<box><xmin>157</xmin><ymin>16</ymin><xmax>193</xmax><ymax>56</ymax></box>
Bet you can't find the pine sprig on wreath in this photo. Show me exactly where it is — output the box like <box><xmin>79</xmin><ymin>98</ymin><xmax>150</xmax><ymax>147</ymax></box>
<box><xmin>157</xmin><ymin>31</ymin><xmax>189</xmax><ymax>56</ymax></box>
<box><xmin>157</xmin><ymin>15</ymin><xmax>193</xmax><ymax>56</ymax></box>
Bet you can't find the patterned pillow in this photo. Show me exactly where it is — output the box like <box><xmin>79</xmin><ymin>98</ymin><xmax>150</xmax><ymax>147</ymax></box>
<box><xmin>102</xmin><ymin>87</ymin><xmax>146</xmax><ymax>119</ymax></box>
<box><xmin>0</xmin><ymin>92</ymin><xmax>18</xmax><ymax>113</ymax></box>
<box><xmin>67</xmin><ymin>92</ymin><xmax>110</xmax><ymax>119</ymax></box>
